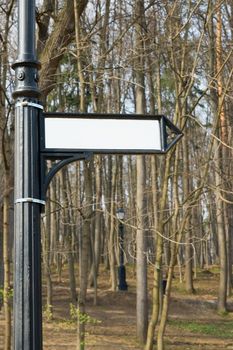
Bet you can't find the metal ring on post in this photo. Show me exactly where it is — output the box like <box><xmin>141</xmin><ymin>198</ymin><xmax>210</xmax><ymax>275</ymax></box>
<box><xmin>15</xmin><ymin>101</ymin><xmax>44</xmax><ymax>110</ymax></box>
<box><xmin>15</xmin><ymin>197</ymin><xmax>46</xmax><ymax>206</ymax></box>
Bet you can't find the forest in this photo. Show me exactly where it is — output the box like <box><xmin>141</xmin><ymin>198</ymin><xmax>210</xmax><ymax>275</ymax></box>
<box><xmin>0</xmin><ymin>0</ymin><xmax>233</xmax><ymax>349</ymax></box>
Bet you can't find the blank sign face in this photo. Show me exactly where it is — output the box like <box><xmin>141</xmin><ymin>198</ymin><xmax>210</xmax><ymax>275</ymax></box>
<box><xmin>44</xmin><ymin>118</ymin><xmax>162</xmax><ymax>152</ymax></box>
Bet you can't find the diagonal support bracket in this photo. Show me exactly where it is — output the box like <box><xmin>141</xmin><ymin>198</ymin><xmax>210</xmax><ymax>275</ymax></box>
<box><xmin>40</xmin><ymin>151</ymin><xmax>93</xmax><ymax>206</ymax></box>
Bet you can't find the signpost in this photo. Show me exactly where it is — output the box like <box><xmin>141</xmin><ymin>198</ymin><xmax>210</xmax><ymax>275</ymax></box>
<box><xmin>41</xmin><ymin>112</ymin><xmax>182</xmax><ymax>154</ymax></box>
<box><xmin>12</xmin><ymin>1</ymin><xmax>183</xmax><ymax>349</ymax></box>
<box><xmin>39</xmin><ymin>112</ymin><xmax>182</xmax><ymax>200</ymax></box>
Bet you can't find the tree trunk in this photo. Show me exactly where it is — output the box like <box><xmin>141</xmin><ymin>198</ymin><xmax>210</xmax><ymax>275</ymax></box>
<box><xmin>89</xmin><ymin>156</ymin><xmax>102</xmax><ymax>305</ymax></box>
<box><xmin>134</xmin><ymin>0</ymin><xmax>148</xmax><ymax>343</ymax></box>
<box><xmin>0</xmin><ymin>204</ymin><xmax>3</xmax><ymax>310</ymax></box>
<box><xmin>215</xmin><ymin>164</ymin><xmax>227</xmax><ymax>312</ymax></box>
<box><xmin>183</xmin><ymin>133</ymin><xmax>194</xmax><ymax>294</ymax></box>
<box><xmin>108</xmin><ymin>157</ymin><xmax>117</xmax><ymax>291</ymax></box>
<box><xmin>42</xmin><ymin>197</ymin><xmax>53</xmax><ymax>320</ymax></box>
<box><xmin>3</xmin><ymin>172</ymin><xmax>11</xmax><ymax>350</ymax></box>
<box><xmin>39</xmin><ymin>0</ymin><xmax>88</xmax><ymax>99</ymax></box>
<box><xmin>215</xmin><ymin>1</ymin><xmax>228</xmax><ymax>312</ymax></box>
<box><xmin>60</xmin><ymin>169</ymin><xmax>77</xmax><ymax>304</ymax></box>
<box><xmin>77</xmin><ymin>161</ymin><xmax>92</xmax><ymax>350</ymax></box>
<box><xmin>0</xmin><ymin>4</ymin><xmax>14</xmax><ymax>349</ymax></box>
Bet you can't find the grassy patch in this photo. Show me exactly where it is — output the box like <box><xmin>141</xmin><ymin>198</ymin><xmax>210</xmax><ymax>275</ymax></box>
<box><xmin>171</xmin><ymin>282</ymin><xmax>188</xmax><ymax>295</ymax></box>
<box><xmin>208</xmin><ymin>266</ymin><xmax>220</xmax><ymax>274</ymax></box>
<box><xmin>169</xmin><ymin>319</ymin><xmax>233</xmax><ymax>338</ymax></box>
<box><xmin>52</xmin><ymin>318</ymin><xmax>77</xmax><ymax>330</ymax></box>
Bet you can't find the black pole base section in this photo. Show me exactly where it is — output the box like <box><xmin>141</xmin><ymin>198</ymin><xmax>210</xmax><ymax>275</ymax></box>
<box><xmin>118</xmin><ymin>265</ymin><xmax>128</xmax><ymax>291</ymax></box>
<box><xmin>14</xmin><ymin>101</ymin><xmax>43</xmax><ymax>350</ymax></box>
<box><xmin>13</xmin><ymin>1</ymin><xmax>43</xmax><ymax>349</ymax></box>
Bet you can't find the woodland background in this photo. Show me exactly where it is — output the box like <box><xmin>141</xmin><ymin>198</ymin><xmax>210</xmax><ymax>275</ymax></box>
<box><xmin>0</xmin><ymin>0</ymin><xmax>233</xmax><ymax>349</ymax></box>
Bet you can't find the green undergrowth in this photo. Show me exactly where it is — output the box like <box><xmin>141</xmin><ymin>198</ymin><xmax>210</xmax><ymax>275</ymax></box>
<box><xmin>169</xmin><ymin>319</ymin><xmax>233</xmax><ymax>338</ymax></box>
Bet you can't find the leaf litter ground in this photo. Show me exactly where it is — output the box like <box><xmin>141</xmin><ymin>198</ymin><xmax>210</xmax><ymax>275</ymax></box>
<box><xmin>1</xmin><ymin>266</ymin><xmax>233</xmax><ymax>349</ymax></box>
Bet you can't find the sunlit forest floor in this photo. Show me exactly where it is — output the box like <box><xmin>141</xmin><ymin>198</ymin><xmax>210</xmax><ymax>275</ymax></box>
<box><xmin>1</xmin><ymin>265</ymin><xmax>233</xmax><ymax>349</ymax></box>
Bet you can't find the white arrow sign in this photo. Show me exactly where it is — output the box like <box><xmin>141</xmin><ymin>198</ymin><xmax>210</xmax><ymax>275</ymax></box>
<box><xmin>40</xmin><ymin>113</ymin><xmax>182</xmax><ymax>156</ymax></box>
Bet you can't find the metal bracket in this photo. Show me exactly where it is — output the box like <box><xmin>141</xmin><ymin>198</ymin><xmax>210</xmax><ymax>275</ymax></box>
<box><xmin>15</xmin><ymin>197</ymin><xmax>46</xmax><ymax>205</ymax></box>
<box><xmin>40</xmin><ymin>152</ymin><xmax>93</xmax><ymax>205</ymax></box>
<box><xmin>15</xmin><ymin>101</ymin><xmax>44</xmax><ymax>110</ymax></box>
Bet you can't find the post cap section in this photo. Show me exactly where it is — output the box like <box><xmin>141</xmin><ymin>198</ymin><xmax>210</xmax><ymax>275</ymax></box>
<box><xmin>12</xmin><ymin>0</ymin><xmax>41</xmax><ymax>99</ymax></box>
<box><xmin>12</xmin><ymin>60</ymin><xmax>41</xmax><ymax>99</ymax></box>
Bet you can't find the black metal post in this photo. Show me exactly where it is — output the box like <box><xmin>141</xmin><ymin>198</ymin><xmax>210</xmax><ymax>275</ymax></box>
<box><xmin>12</xmin><ymin>1</ymin><xmax>43</xmax><ymax>349</ymax></box>
<box><xmin>118</xmin><ymin>222</ymin><xmax>128</xmax><ymax>291</ymax></box>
